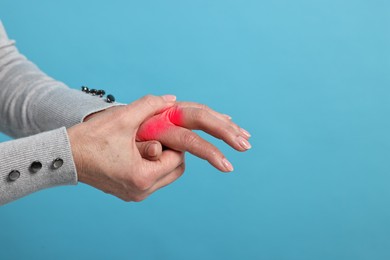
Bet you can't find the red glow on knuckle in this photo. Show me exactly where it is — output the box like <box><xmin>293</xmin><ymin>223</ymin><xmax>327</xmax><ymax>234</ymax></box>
<box><xmin>167</xmin><ymin>106</ymin><xmax>183</xmax><ymax>126</ymax></box>
<box><xmin>136</xmin><ymin>107</ymin><xmax>183</xmax><ymax>141</ymax></box>
<box><xmin>137</xmin><ymin>119</ymin><xmax>168</xmax><ymax>140</ymax></box>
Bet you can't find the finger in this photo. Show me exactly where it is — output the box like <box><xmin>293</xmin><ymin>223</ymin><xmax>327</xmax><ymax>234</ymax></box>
<box><xmin>136</xmin><ymin>141</ymin><xmax>163</xmax><ymax>161</ymax></box>
<box><xmin>159</xmin><ymin>126</ymin><xmax>234</xmax><ymax>172</ymax></box>
<box><xmin>168</xmin><ymin>107</ymin><xmax>251</xmax><ymax>151</ymax></box>
<box><xmin>175</xmin><ymin>101</ymin><xmax>233</xmax><ymax>122</ymax></box>
<box><xmin>126</xmin><ymin>95</ymin><xmax>176</xmax><ymax>127</ymax></box>
<box><xmin>143</xmin><ymin>149</ymin><xmax>185</xmax><ymax>180</ymax></box>
<box><xmin>181</xmin><ymin>104</ymin><xmax>250</xmax><ymax>138</ymax></box>
<box><xmin>147</xmin><ymin>162</ymin><xmax>186</xmax><ymax>194</ymax></box>
<box><xmin>131</xmin><ymin>163</ymin><xmax>186</xmax><ymax>202</ymax></box>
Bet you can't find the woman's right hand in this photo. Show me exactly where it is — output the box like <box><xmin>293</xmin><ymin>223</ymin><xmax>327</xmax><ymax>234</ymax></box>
<box><xmin>67</xmin><ymin>95</ymin><xmax>185</xmax><ymax>202</ymax></box>
<box><xmin>67</xmin><ymin>94</ymin><xmax>252</xmax><ymax>202</ymax></box>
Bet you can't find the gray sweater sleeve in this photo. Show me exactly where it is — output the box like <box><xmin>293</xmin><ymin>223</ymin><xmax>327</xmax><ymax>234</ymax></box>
<box><xmin>0</xmin><ymin>127</ymin><xmax>77</xmax><ymax>205</ymax></box>
<box><xmin>0</xmin><ymin>21</ymin><xmax>126</xmax><ymax>205</ymax></box>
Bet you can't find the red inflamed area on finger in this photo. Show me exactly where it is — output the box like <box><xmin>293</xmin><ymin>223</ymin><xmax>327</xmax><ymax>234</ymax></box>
<box><xmin>137</xmin><ymin>107</ymin><xmax>183</xmax><ymax>141</ymax></box>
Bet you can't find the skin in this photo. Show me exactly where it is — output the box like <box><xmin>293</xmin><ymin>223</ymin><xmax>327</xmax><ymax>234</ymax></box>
<box><xmin>67</xmin><ymin>95</ymin><xmax>251</xmax><ymax>202</ymax></box>
<box><xmin>136</xmin><ymin>103</ymin><xmax>252</xmax><ymax>171</ymax></box>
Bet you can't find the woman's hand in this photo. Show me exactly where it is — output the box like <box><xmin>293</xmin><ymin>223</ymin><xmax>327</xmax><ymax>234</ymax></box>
<box><xmin>67</xmin><ymin>95</ymin><xmax>184</xmax><ymax>202</ymax></box>
<box><xmin>70</xmin><ymin>95</ymin><xmax>252</xmax><ymax>201</ymax></box>
<box><xmin>85</xmin><ymin>100</ymin><xmax>251</xmax><ymax>172</ymax></box>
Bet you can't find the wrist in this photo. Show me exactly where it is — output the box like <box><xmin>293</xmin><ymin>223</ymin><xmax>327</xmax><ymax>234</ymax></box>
<box><xmin>83</xmin><ymin>105</ymin><xmax>125</xmax><ymax>122</ymax></box>
<box><xmin>67</xmin><ymin>126</ymin><xmax>86</xmax><ymax>182</ymax></box>
<box><xmin>83</xmin><ymin>112</ymin><xmax>98</xmax><ymax>122</ymax></box>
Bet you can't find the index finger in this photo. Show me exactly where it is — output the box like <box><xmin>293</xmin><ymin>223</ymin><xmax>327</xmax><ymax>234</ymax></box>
<box><xmin>167</xmin><ymin>106</ymin><xmax>252</xmax><ymax>151</ymax></box>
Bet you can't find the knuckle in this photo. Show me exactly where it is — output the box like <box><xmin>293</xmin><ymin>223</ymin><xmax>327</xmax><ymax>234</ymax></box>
<box><xmin>210</xmin><ymin>148</ymin><xmax>220</xmax><ymax>158</ymax></box>
<box><xmin>118</xmin><ymin>192</ymin><xmax>133</xmax><ymax>202</ymax></box>
<box><xmin>133</xmin><ymin>194</ymin><xmax>147</xmax><ymax>202</ymax></box>
<box><xmin>181</xmin><ymin>132</ymin><xmax>199</xmax><ymax>147</ymax></box>
<box><xmin>230</xmin><ymin>122</ymin><xmax>241</xmax><ymax>132</ymax></box>
<box><xmin>138</xmin><ymin>143</ymin><xmax>148</xmax><ymax>156</ymax></box>
<box><xmin>120</xmin><ymin>192</ymin><xmax>148</xmax><ymax>202</ymax></box>
<box><xmin>193</xmin><ymin>109</ymin><xmax>208</xmax><ymax>123</ymax></box>
<box><xmin>219</xmin><ymin>126</ymin><xmax>231</xmax><ymax>137</ymax></box>
<box><xmin>142</xmin><ymin>95</ymin><xmax>158</xmax><ymax>108</ymax></box>
<box><xmin>217</xmin><ymin>123</ymin><xmax>237</xmax><ymax>140</ymax></box>
<box><xmin>132</xmin><ymin>175</ymin><xmax>153</xmax><ymax>191</ymax></box>
<box><xmin>205</xmin><ymin>147</ymin><xmax>220</xmax><ymax>162</ymax></box>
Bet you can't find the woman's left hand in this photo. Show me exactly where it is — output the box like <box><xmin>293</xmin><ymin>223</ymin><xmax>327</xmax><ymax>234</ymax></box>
<box><xmin>136</xmin><ymin>102</ymin><xmax>251</xmax><ymax>172</ymax></box>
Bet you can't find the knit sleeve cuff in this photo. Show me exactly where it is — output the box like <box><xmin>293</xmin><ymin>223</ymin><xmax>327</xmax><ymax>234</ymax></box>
<box><xmin>31</xmin><ymin>85</ymin><xmax>127</xmax><ymax>133</ymax></box>
<box><xmin>0</xmin><ymin>127</ymin><xmax>77</xmax><ymax>205</ymax></box>
<box><xmin>0</xmin><ymin>21</ymin><xmax>14</xmax><ymax>47</ymax></box>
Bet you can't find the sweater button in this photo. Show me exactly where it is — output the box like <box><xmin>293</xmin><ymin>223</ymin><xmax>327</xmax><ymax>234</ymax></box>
<box><xmin>106</xmin><ymin>94</ymin><xmax>115</xmax><ymax>103</ymax></box>
<box><xmin>52</xmin><ymin>158</ymin><xmax>64</xmax><ymax>169</ymax></box>
<box><xmin>81</xmin><ymin>86</ymin><xmax>89</xmax><ymax>93</ymax></box>
<box><xmin>8</xmin><ymin>170</ymin><xmax>20</xmax><ymax>181</ymax></box>
<box><xmin>90</xmin><ymin>89</ymin><xmax>97</xmax><ymax>96</ymax></box>
<box><xmin>96</xmin><ymin>89</ymin><xmax>106</xmax><ymax>97</ymax></box>
<box><xmin>30</xmin><ymin>161</ymin><xmax>42</xmax><ymax>173</ymax></box>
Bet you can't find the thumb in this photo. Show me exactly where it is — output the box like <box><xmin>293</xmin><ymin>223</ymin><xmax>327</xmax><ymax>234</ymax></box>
<box><xmin>136</xmin><ymin>141</ymin><xmax>163</xmax><ymax>161</ymax></box>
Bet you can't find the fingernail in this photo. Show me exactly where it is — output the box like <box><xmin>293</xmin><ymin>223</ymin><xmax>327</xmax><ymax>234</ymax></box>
<box><xmin>224</xmin><ymin>114</ymin><xmax>232</xmax><ymax>120</ymax></box>
<box><xmin>148</xmin><ymin>143</ymin><xmax>158</xmax><ymax>157</ymax></box>
<box><xmin>240</xmin><ymin>128</ymin><xmax>251</xmax><ymax>138</ymax></box>
<box><xmin>237</xmin><ymin>136</ymin><xmax>252</xmax><ymax>150</ymax></box>
<box><xmin>161</xmin><ymin>95</ymin><xmax>177</xmax><ymax>102</ymax></box>
<box><xmin>222</xmin><ymin>158</ymin><xmax>234</xmax><ymax>172</ymax></box>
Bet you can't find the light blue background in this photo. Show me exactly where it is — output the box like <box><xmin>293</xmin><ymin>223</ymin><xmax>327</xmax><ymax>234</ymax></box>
<box><xmin>1</xmin><ymin>1</ymin><xmax>389</xmax><ymax>259</ymax></box>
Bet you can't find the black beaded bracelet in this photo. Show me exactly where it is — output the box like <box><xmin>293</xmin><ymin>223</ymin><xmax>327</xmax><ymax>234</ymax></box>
<box><xmin>81</xmin><ymin>86</ymin><xmax>115</xmax><ymax>103</ymax></box>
